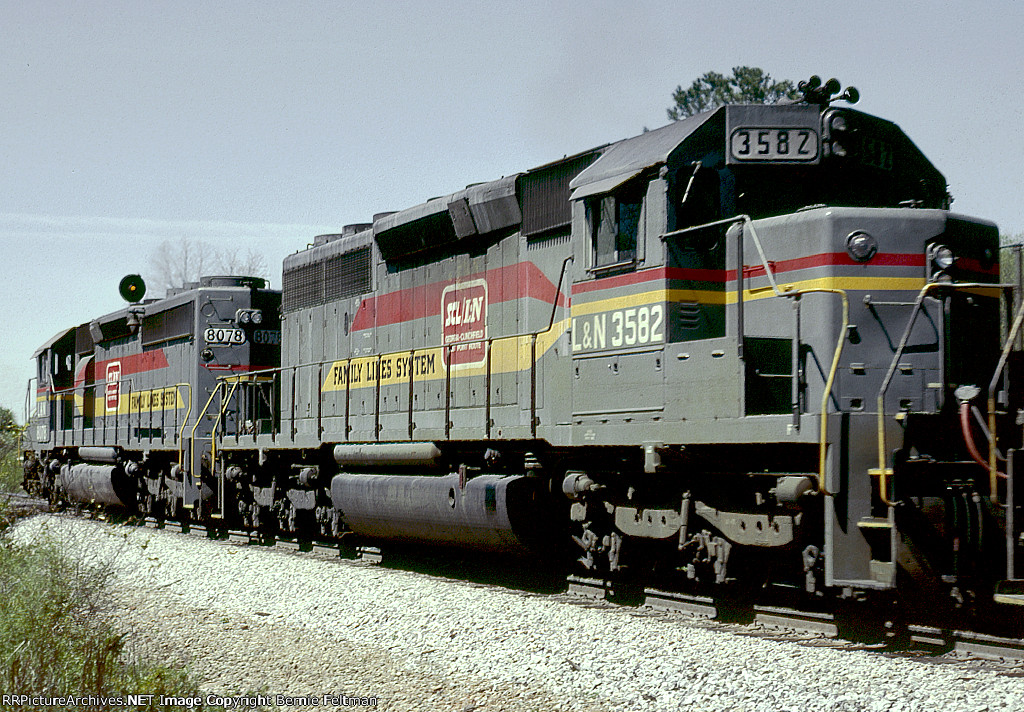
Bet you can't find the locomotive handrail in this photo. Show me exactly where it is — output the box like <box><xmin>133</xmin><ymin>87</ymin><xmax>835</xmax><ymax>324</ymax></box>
<box><xmin>186</xmin><ymin>384</ymin><xmax>224</xmax><ymax>496</ymax></box>
<box><xmin>876</xmin><ymin>281</ymin><xmax>1010</xmax><ymax>506</ymax></box>
<box><xmin>24</xmin><ymin>376</ymin><xmax>36</xmax><ymax>432</ymax></box>
<box><xmin>789</xmin><ymin>288</ymin><xmax>850</xmax><ymax>497</ymax></box>
<box><xmin>743</xmin><ymin>217</ymin><xmax>783</xmax><ymax>297</ymax></box>
<box><xmin>661</xmin><ymin>214</ymin><xmax>781</xmax><ymax>295</ymax></box>
<box><xmin>173</xmin><ymin>382</ymin><xmax>193</xmax><ymax>457</ymax></box>
<box><xmin>208</xmin><ymin>377</ymin><xmax>243</xmax><ymax>518</ymax></box>
<box><xmin>660</xmin><ymin>215</ymin><xmax>748</xmax><ymax>242</ymax></box>
<box><xmin>43</xmin><ymin>379</ymin><xmax>191</xmax><ymax>451</ymax></box>
<box><xmin>214</xmin><ymin>282</ymin><xmax>572</xmax><ymax>443</ymax></box>
<box><xmin>986</xmin><ymin>296</ymin><xmax>1024</xmax><ymax>504</ymax></box>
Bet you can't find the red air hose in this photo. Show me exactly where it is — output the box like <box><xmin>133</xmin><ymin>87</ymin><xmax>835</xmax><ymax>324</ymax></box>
<box><xmin>959</xmin><ymin>401</ymin><xmax>1007</xmax><ymax>479</ymax></box>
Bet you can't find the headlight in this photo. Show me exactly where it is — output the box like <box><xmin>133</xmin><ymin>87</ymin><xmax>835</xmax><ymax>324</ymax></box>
<box><xmin>236</xmin><ymin>309</ymin><xmax>251</xmax><ymax>324</ymax></box>
<box><xmin>931</xmin><ymin>244</ymin><xmax>956</xmax><ymax>270</ymax></box>
<box><xmin>250</xmin><ymin>310</ymin><xmax>263</xmax><ymax>325</ymax></box>
<box><xmin>846</xmin><ymin>231</ymin><xmax>878</xmax><ymax>262</ymax></box>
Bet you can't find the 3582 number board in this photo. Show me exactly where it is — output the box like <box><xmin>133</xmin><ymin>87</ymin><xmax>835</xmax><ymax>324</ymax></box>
<box><xmin>724</xmin><ymin>104</ymin><xmax>821</xmax><ymax>165</ymax></box>
<box><xmin>729</xmin><ymin>127</ymin><xmax>819</xmax><ymax>162</ymax></box>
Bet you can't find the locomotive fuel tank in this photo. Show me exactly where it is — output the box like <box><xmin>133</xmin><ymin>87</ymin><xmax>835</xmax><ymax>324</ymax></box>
<box><xmin>329</xmin><ymin>472</ymin><xmax>553</xmax><ymax>554</ymax></box>
<box><xmin>58</xmin><ymin>463</ymin><xmax>134</xmax><ymax>507</ymax></box>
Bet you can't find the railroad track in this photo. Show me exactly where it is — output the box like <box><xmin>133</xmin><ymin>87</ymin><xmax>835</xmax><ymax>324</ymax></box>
<box><xmin>566</xmin><ymin>575</ymin><xmax>1024</xmax><ymax>664</ymax></box>
<box><xmin>40</xmin><ymin>509</ymin><xmax>1024</xmax><ymax>666</ymax></box>
<box><xmin>1</xmin><ymin>491</ymin><xmax>50</xmax><ymax>520</ymax></box>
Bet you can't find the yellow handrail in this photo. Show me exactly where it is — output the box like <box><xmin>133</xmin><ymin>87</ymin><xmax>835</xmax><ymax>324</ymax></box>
<box><xmin>187</xmin><ymin>384</ymin><xmax>224</xmax><ymax>487</ymax></box>
<box><xmin>876</xmin><ymin>281</ymin><xmax>1007</xmax><ymax>506</ymax></box>
<box><xmin>173</xmin><ymin>382</ymin><xmax>193</xmax><ymax>464</ymax></box>
<box><xmin>986</xmin><ymin>298</ymin><xmax>1024</xmax><ymax>504</ymax></box>
<box><xmin>788</xmin><ymin>288</ymin><xmax>849</xmax><ymax>497</ymax></box>
<box><xmin>208</xmin><ymin>378</ymin><xmax>244</xmax><ymax>471</ymax></box>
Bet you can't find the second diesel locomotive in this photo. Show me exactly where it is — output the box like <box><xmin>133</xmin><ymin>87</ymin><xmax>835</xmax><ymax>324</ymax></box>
<box><xmin>24</xmin><ymin>79</ymin><xmax>1024</xmax><ymax>613</ymax></box>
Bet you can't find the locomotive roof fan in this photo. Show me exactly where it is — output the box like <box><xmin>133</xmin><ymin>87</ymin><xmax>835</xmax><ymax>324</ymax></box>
<box><xmin>118</xmin><ymin>274</ymin><xmax>146</xmax><ymax>303</ymax></box>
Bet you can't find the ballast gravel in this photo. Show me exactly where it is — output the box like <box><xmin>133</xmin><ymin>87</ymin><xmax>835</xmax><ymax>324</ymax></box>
<box><xmin>9</xmin><ymin>514</ymin><xmax>1024</xmax><ymax>712</ymax></box>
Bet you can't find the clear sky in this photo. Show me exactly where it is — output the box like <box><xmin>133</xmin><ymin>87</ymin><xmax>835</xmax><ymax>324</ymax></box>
<box><xmin>3</xmin><ymin>0</ymin><xmax>1023</xmax><ymax>417</ymax></box>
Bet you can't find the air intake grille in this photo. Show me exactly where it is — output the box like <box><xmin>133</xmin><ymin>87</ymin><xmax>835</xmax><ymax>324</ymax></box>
<box><xmin>326</xmin><ymin>247</ymin><xmax>371</xmax><ymax>301</ymax></box>
<box><xmin>283</xmin><ymin>262</ymin><xmax>322</xmax><ymax>312</ymax></box>
<box><xmin>283</xmin><ymin>246</ymin><xmax>371</xmax><ymax>313</ymax></box>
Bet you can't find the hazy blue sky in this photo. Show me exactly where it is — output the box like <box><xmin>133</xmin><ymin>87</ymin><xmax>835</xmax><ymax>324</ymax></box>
<box><xmin>3</xmin><ymin>0</ymin><xmax>1023</xmax><ymax>415</ymax></box>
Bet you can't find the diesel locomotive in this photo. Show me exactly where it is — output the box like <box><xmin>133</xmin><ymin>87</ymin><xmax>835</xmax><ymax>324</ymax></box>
<box><xmin>23</xmin><ymin>78</ymin><xmax>1024</xmax><ymax>615</ymax></box>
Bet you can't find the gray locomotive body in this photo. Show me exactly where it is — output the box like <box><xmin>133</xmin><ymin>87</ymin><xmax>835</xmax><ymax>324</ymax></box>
<box><xmin>25</xmin><ymin>89</ymin><xmax>1022</xmax><ymax>611</ymax></box>
<box><xmin>216</xmin><ymin>98</ymin><xmax>1015</xmax><ymax>605</ymax></box>
<box><xmin>24</xmin><ymin>276</ymin><xmax>281</xmax><ymax>518</ymax></box>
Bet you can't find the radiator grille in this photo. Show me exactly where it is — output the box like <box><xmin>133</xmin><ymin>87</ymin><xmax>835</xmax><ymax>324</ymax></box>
<box><xmin>326</xmin><ymin>246</ymin><xmax>371</xmax><ymax>301</ymax></box>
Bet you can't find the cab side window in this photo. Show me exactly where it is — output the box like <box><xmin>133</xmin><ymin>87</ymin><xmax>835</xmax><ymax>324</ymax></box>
<box><xmin>589</xmin><ymin>184</ymin><xmax>643</xmax><ymax>270</ymax></box>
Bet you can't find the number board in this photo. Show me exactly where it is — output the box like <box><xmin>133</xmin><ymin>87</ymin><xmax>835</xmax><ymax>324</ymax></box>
<box><xmin>253</xmin><ymin>329</ymin><xmax>281</xmax><ymax>345</ymax></box>
<box><xmin>725</xmin><ymin>105</ymin><xmax>821</xmax><ymax>166</ymax></box>
<box><xmin>729</xmin><ymin>128</ymin><xmax>819</xmax><ymax>163</ymax></box>
<box><xmin>205</xmin><ymin>327</ymin><xmax>246</xmax><ymax>345</ymax></box>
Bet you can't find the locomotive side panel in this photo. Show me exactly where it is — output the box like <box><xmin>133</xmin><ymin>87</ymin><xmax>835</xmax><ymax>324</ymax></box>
<box><xmin>275</xmin><ymin>166</ymin><xmax>587</xmax><ymax>450</ymax></box>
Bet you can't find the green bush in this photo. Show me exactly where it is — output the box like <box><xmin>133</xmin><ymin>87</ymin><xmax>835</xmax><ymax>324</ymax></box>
<box><xmin>0</xmin><ymin>406</ymin><xmax>22</xmax><ymax>493</ymax></box>
<box><xmin>0</xmin><ymin>535</ymin><xmax>222</xmax><ymax>711</ymax></box>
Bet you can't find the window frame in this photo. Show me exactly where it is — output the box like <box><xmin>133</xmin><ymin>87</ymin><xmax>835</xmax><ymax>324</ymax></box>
<box><xmin>587</xmin><ymin>181</ymin><xmax>645</xmax><ymax>276</ymax></box>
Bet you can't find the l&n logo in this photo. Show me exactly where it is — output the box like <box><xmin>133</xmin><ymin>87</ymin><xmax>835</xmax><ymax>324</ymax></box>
<box><xmin>105</xmin><ymin>361</ymin><xmax>121</xmax><ymax>412</ymax></box>
<box><xmin>441</xmin><ymin>279</ymin><xmax>487</xmax><ymax>369</ymax></box>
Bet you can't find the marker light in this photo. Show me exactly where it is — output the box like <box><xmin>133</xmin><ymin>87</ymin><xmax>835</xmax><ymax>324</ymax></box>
<box><xmin>846</xmin><ymin>231</ymin><xmax>878</xmax><ymax>262</ymax></box>
<box><xmin>931</xmin><ymin>244</ymin><xmax>956</xmax><ymax>270</ymax></box>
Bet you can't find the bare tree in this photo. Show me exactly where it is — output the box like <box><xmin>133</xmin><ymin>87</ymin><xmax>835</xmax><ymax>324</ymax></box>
<box><xmin>217</xmin><ymin>246</ymin><xmax>269</xmax><ymax>279</ymax></box>
<box><xmin>147</xmin><ymin>237</ymin><xmax>270</xmax><ymax>296</ymax></box>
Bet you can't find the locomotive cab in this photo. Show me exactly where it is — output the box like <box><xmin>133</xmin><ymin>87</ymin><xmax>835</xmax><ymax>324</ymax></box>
<box><xmin>564</xmin><ymin>87</ymin><xmax>1013</xmax><ymax>604</ymax></box>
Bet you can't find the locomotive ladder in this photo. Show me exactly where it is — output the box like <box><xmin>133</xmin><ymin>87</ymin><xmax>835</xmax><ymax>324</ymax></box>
<box><xmin>988</xmin><ymin>293</ymin><xmax>1024</xmax><ymax>603</ymax></box>
<box><xmin>183</xmin><ymin>378</ymin><xmax>242</xmax><ymax>517</ymax></box>
<box><xmin>875</xmin><ymin>281</ymin><xmax>1016</xmax><ymax>507</ymax></box>
<box><xmin>995</xmin><ymin>449</ymin><xmax>1023</xmax><ymax>604</ymax></box>
<box><xmin>871</xmin><ymin>280</ymin><xmax>1023</xmax><ymax>603</ymax></box>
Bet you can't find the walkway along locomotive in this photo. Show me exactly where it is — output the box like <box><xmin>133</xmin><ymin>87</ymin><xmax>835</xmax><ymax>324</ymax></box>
<box><xmin>23</xmin><ymin>78</ymin><xmax>1024</xmax><ymax>616</ymax></box>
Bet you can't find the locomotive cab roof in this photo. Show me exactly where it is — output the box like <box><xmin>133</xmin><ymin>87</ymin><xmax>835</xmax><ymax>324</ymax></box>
<box><xmin>570</xmin><ymin>103</ymin><xmax>948</xmax><ymax>216</ymax></box>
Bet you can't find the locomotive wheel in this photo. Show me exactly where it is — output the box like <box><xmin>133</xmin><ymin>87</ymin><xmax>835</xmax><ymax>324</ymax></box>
<box><xmin>277</xmin><ymin>500</ymin><xmax>294</xmax><ymax>534</ymax></box>
<box><xmin>150</xmin><ymin>494</ymin><xmax>165</xmax><ymax>520</ymax></box>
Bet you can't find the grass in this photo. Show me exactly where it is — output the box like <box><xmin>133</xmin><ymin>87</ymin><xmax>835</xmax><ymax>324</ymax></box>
<box><xmin>0</xmin><ymin>426</ymin><xmax>23</xmax><ymax>494</ymax></box>
<box><xmin>0</xmin><ymin>511</ymin><xmax>252</xmax><ymax>711</ymax></box>
<box><xmin>0</xmin><ymin>410</ymin><xmax>267</xmax><ymax>711</ymax></box>
<box><xmin>0</xmin><ymin>427</ymin><xmax>24</xmax><ymax>532</ymax></box>
<box><xmin>0</xmin><ymin>532</ymin><xmax>223</xmax><ymax>711</ymax></box>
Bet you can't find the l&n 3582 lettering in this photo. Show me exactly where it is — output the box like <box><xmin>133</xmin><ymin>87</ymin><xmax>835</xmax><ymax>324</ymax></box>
<box><xmin>571</xmin><ymin>304</ymin><xmax>664</xmax><ymax>353</ymax></box>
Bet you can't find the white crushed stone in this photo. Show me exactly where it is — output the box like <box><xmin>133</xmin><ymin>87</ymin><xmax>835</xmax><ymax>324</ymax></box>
<box><xmin>9</xmin><ymin>514</ymin><xmax>1024</xmax><ymax>712</ymax></box>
